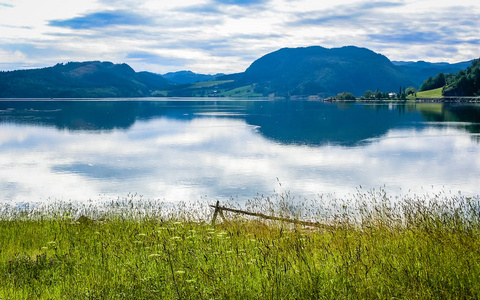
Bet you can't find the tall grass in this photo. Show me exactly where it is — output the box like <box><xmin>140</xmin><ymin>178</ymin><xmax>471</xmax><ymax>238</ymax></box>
<box><xmin>1</xmin><ymin>189</ymin><xmax>479</xmax><ymax>299</ymax></box>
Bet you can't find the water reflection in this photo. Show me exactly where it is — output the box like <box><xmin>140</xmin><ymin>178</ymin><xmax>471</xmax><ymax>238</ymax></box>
<box><xmin>0</xmin><ymin>99</ymin><xmax>479</xmax><ymax>203</ymax></box>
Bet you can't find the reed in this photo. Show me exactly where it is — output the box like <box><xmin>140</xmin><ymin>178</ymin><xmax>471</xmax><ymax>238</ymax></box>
<box><xmin>1</xmin><ymin>189</ymin><xmax>479</xmax><ymax>299</ymax></box>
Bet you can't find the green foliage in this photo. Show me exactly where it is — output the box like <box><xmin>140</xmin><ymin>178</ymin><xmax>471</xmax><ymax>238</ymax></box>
<box><xmin>443</xmin><ymin>59</ymin><xmax>480</xmax><ymax>96</ymax></box>
<box><xmin>162</xmin><ymin>71</ymin><xmax>225</xmax><ymax>84</ymax></box>
<box><xmin>374</xmin><ymin>89</ymin><xmax>389</xmax><ymax>99</ymax></box>
<box><xmin>1</xmin><ymin>192</ymin><xmax>479</xmax><ymax>299</ymax></box>
<box><xmin>0</xmin><ymin>61</ymin><xmax>172</xmax><ymax>98</ymax></box>
<box><xmin>360</xmin><ymin>89</ymin><xmax>406</xmax><ymax>100</ymax></box>
<box><xmin>216</xmin><ymin>85</ymin><xmax>263</xmax><ymax>97</ymax></box>
<box><xmin>334</xmin><ymin>92</ymin><xmax>356</xmax><ymax>100</ymax></box>
<box><xmin>418</xmin><ymin>73</ymin><xmax>457</xmax><ymax>93</ymax></box>
<box><xmin>164</xmin><ymin>80</ymin><xmax>258</xmax><ymax>97</ymax></box>
<box><xmin>239</xmin><ymin>46</ymin><xmax>414</xmax><ymax>97</ymax></box>
<box><xmin>420</xmin><ymin>72</ymin><xmax>446</xmax><ymax>91</ymax></box>
<box><xmin>363</xmin><ymin>90</ymin><xmax>374</xmax><ymax>99</ymax></box>
<box><xmin>405</xmin><ymin>86</ymin><xmax>417</xmax><ymax>95</ymax></box>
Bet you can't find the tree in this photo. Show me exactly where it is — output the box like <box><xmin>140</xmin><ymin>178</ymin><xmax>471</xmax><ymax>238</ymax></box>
<box><xmin>443</xmin><ymin>59</ymin><xmax>480</xmax><ymax>96</ymax></box>
<box><xmin>334</xmin><ymin>92</ymin><xmax>356</xmax><ymax>100</ymax></box>
<box><xmin>364</xmin><ymin>90</ymin><xmax>373</xmax><ymax>99</ymax></box>
<box><xmin>420</xmin><ymin>72</ymin><xmax>446</xmax><ymax>91</ymax></box>
<box><xmin>405</xmin><ymin>86</ymin><xmax>417</xmax><ymax>96</ymax></box>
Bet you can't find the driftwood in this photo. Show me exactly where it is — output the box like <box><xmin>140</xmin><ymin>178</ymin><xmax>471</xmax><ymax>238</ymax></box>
<box><xmin>210</xmin><ymin>200</ymin><xmax>324</xmax><ymax>228</ymax></box>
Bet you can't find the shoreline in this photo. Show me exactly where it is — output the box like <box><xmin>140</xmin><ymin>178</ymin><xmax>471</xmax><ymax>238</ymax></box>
<box><xmin>324</xmin><ymin>97</ymin><xmax>480</xmax><ymax>103</ymax></box>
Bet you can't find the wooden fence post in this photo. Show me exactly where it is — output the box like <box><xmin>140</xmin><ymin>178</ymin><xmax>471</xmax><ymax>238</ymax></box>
<box><xmin>211</xmin><ymin>200</ymin><xmax>226</xmax><ymax>226</ymax></box>
<box><xmin>211</xmin><ymin>200</ymin><xmax>220</xmax><ymax>226</ymax></box>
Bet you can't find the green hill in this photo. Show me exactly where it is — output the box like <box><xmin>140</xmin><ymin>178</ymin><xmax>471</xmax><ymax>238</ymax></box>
<box><xmin>162</xmin><ymin>70</ymin><xmax>225</xmax><ymax>84</ymax></box>
<box><xmin>0</xmin><ymin>48</ymin><xmax>476</xmax><ymax>99</ymax></box>
<box><xmin>443</xmin><ymin>59</ymin><xmax>480</xmax><ymax>96</ymax></box>
<box><xmin>0</xmin><ymin>61</ymin><xmax>172</xmax><ymax>98</ymax></box>
<box><xmin>236</xmin><ymin>46</ymin><xmax>415</xmax><ymax>97</ymax></box>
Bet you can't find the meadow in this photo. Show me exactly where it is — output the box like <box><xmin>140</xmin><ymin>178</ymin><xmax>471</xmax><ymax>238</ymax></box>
<box><xmin>1</xmin><ymin>190</ymin><xmax>479</xmax><ymax>299</ymax></box>
<box><xmin>412</xmin><ymin>87</ymin><xmax>444</xmax><ymax>99</ymax></box>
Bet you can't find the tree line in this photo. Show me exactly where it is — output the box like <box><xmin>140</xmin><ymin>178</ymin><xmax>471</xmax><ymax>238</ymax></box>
<box><xmin>419</xmin><ymin>58</ymin><xmax>479</xmax><ymax>96</ymax></box>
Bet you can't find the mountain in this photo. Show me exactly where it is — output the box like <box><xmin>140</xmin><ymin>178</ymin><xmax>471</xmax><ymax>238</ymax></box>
<box><xmin>0</xmin><ymin>48</ymin><xmax>476</xmax><ymax>99</ymax></box>
<box><xmin>0</xmin><ymin>61</ymin><xmax>172</xmax><ymax>98</ymax></box>
<box><xmin>162</xmin><ymin>70</ymin><xmax>225</xmax><ymax>84</ymax></box>
<box><xmin>235</xmin><ymin>46</ymin><xmax>414</xmax><ymax>97</ymax></box>
<box><xmin>392</xmin><ymin>60</ymin><xmax>472</xmax><ymax>88</ymax></box>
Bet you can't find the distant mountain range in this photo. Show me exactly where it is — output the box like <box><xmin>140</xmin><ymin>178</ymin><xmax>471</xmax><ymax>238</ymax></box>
<box><xmin>0</xmin><ymin>46</ymin><xmax>474</xmax><ymax>98</ymax></box>
<box><xmin>162</xmin><ymin>70</ymin><xmax>225</xmax><ymax>84</ymax></box>
<box><xmin>392</xmin><ymin>60</ymin><xmax>473</xmax><ymax>88</ymax></box>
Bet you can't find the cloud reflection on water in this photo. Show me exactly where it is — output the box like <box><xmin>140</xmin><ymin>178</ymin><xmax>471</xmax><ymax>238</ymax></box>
<box><xmin>1</xmin><ymin>116</ymin><xmax>479</xmax><ymax>204</ymax></box>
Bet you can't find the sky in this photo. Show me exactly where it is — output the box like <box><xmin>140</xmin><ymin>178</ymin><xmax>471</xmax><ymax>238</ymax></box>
<box><xmin>0</xmin><ymin>0</ymin><xmax>479</xmax><ymax>74</ymax></box>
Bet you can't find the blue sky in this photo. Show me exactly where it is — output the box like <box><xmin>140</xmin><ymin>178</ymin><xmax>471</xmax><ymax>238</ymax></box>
<box><xmin>0</xmin><ymin>0</ymin><xmax>479</xmax><ymax>74</ymax></box>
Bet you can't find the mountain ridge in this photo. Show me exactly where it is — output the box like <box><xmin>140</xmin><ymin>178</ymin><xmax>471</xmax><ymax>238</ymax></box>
<box><xmin>392</xmin><ymin>60</ymin><xmax>474</xmax><ymax>88</ymax></box>
<box><xmin>235</xmin><ymin>46</ymin><xmax>414</xmax><ymax>97</ymax></box>
<box><xmin>0</xmin><ymin>47</ymin><xmax>474</xmax><ymax>98</ymax></box>
<box><xmin>162</xmin><ymin>70</ymin><xmax>225</xmax><ymax>84</ymax></box>
<box><xmin>0</xmin><ymin>61</ymin><xmax>172</xmax><ymax>98</ymax></box>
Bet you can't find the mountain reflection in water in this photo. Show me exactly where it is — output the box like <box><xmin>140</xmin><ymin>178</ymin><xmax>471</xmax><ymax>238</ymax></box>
<box><xmin>0</xmin><ymin>99</ymin><xmax>479</xmax><ymax>203</ymax></box>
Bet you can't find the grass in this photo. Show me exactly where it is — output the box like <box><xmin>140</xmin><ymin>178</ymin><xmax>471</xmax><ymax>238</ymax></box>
<box><xmin>1</xmin><ymin>190</ymin><xmax>479</xmax><ymax>299</ymax></box>
<box><xmin>412</xmin><ymin>87</ymin><xmax>444</xmax><ymax>99</ymax></box>
<box><xmin>189</xmin><ymin>80</ymin><xmax>234</xmax><ymax>89</ymax></box>
<box><xmin>216</xmin><ymin>85</ymin><xmax>263</xmax><ymax>97</ymax></box>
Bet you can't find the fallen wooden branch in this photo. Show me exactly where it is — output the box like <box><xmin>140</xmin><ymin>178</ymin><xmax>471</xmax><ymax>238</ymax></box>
<box><xmin>210</xmin><ymin>200</ymin><xmax>324</xmax><ymax>228</ymax></box>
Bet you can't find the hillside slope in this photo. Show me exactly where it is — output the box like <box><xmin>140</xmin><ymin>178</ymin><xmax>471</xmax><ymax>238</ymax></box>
<box><xmin>443</xmin><ymin>59</ymin><xmax>480</xmax><ymax>96</ymax></box>
<box><xmin>393</xmin><ymin>60</ymin><xmax>472</xmax><ymax>88</ymax></box>
<box><xmin>237</xmin><ymin>46</ymin><xmax>414</xmax><ymax>97</ymax></box>
<box><xmin>162</xmin><ymin>70</ymin><xmax>225</xmax><ymax>84</ymax></box>
<box><xmin>0</xmin><ymin>61</ymin><xmax>172</xmax><ymax>98</ymax></box>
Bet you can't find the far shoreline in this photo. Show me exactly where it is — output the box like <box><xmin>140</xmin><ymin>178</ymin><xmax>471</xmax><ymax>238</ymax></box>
<box><xmin>0</xmin><ymin>96</ymin><xmax>479</xmax><ymax>103</ymax></box>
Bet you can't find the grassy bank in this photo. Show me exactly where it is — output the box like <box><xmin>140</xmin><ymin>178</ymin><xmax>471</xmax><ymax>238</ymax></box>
<box><xmin>410</xmin><ymin>87</ymin><xmax>444</xmax><ymax>99</ymax></box>
<box><xmin>1</xmin><ymin>191</ymin><xmax>479</xmax><ymax>299</ymax></box>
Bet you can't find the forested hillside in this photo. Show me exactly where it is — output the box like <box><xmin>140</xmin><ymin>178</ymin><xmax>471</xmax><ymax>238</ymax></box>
<box><xmin>0</xmin><ymin>61</ymin><xmax>172</xmax><ymax>98</ymax></box>
<box><xmin>443</xmin><ymin>59</ymin><xmax>480</xmax><ymax>96</ymax></box>
<box><xmin>236</xmin><ymin>46</ymin><xmax>414</xmax><ymax>97</ymax></box>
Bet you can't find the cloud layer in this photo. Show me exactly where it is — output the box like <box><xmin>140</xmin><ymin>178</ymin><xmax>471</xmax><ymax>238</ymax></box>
<box><xmin>0</xmin><ymin>0</ymin><xmax>479</xmax><ymax>74</ymax></box>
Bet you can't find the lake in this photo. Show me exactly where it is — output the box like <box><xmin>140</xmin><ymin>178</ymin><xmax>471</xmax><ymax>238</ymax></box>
<box><xmin>1</xmin><ymin>98</ymin><xmax>479</xmax><ymax>205</ymax></box>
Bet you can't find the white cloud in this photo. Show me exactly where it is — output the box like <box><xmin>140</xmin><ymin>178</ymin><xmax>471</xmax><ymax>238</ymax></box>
<box><xmin>0</xmin><ymin>0</ymin><xmax>479</xmax><ymax>73</ymax></box>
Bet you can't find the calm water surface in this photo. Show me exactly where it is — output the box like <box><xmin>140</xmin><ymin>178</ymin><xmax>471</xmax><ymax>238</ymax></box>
<box><xmin>1</xmin><ymin>98</ymin><xmax>479</xmax><ymax>204</ymax></box>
